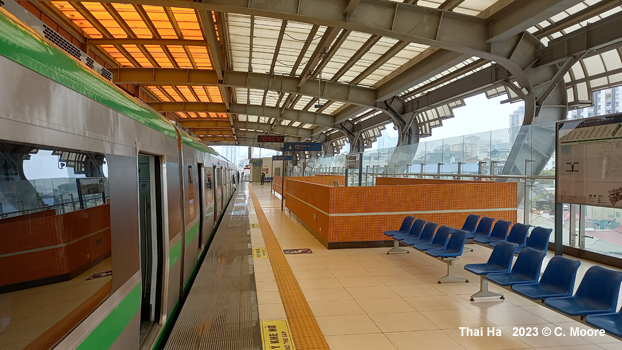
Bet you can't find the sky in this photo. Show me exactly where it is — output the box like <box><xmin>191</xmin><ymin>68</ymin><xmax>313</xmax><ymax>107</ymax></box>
<box><xmin>382</xmin><ymin>93</ymin><xmax>524</xmax><ymax>142</ymax></box>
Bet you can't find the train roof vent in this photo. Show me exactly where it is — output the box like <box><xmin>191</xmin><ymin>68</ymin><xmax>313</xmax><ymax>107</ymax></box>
<box><xmin>2</xmin><ymin>0</ymin><xmax>113</xmax><ymax>82</ymax></box>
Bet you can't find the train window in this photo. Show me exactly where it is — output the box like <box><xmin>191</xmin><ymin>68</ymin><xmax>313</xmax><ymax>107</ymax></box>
<box><xmin>187</xmin><ymin>165</ymin><xmax>195</xmax><ymax>221</ymax></box>
<box><xmin>0</xmin><ymin>141</ymin><xmax>111</xmax><ymax>347</ymax></box>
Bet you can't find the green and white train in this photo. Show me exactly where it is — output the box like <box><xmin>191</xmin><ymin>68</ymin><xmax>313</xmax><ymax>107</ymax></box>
<box><xmin>0</xmin><ymin>5</ymin><xmax>235</xmax><ymax>349</ymax></box>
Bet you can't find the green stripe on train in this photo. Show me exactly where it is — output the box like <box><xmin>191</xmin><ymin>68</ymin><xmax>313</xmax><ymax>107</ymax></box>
<box><xmin>169</xmin><ymin>220</ymin><xmax>201</xmax><ymax>269</ymax></box>
<box><xmin>76</xmin><ymin>284</ymin><xmax>141</xmax><ymax>350</ymax></box>
<box><xmin>185</xmin><ymin>221</ymin><xmax>200</xmax><ymax>248</ymax></box>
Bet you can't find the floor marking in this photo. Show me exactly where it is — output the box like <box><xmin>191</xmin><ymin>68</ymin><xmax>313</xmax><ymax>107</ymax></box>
<box><xmin>253</xmin><ymin>247</ymin><xmax>268</xmax><ymax>259</ymax></box>
<box><xmin>250</xmin><ymin>223</ymin><xmax>261</xmax><ymax>228</ymax></box>
<box><xmin>249</xmin><ymin>185</ymin><xmax>330</xmax><ymax>350</ymax></box>
<box><xmin>261</xmin><ymin>320</ymin><xmax>296</xmax><ymax>350</ymax></box>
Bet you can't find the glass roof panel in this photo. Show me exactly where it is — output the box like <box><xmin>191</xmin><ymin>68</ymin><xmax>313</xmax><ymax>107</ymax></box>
<box><xmin>206</xmin><ymin>86</ymin><xmax>223</xmax><ymax>103</ymax></box>
<box><xmin>187</xmin><ymin>46</ymin><xmax>213</xmax><ymax>69</ymax></box>
<box><xmin>122</xmin><ymin>45</ymin><xmax>151</xmax><ymax>67</ymax></box>
<box><xmin>111</xmin><ymin>4</ymin><xmax>152</xmax><ymax>38</ymax></box>
<box><xmin>51</xmin><ymin>2</ymin><xmax>102</xmax><ymax>38</ymax></box>
<box><xmin>145</xmin><ymin>45</ymin><xmax>174</xmax><ymax>68</ymax></box>
<box><xmin>144</xmin><ymin>6</ymin><xmax>178</xmax><ymax>39</ymax></box>
<box><xmin>147</xmin><ymin>86</ymin><xmax>170</xmax><ymax>101</ymax></box>
<box><xmin>583</xmin><ymin>55</ymin><xmax>606</xmax><ymax>75</ymax></box>
<box><xmin>172</xmin><ymin>8</ymin><xmax>204</xmax><ymax>40</ymax></box>
<box><xmin>82</xmin><ymin>2</ymin><xmax>126</xmax><ymax>38</ymax></box>
<box><xmin>177</xmin><ymin>86</ymin><xmax>197</xmax><ymax>102</ymax></box>
<box><xmin>99</xmin><ymin>45</ymin><xmax>132</xmax><ymax>66</ymax></box>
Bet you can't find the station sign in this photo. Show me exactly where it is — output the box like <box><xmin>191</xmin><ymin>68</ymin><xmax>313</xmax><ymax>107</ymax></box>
<box><xmin>346</xmin><ymin>153</ymin><xmax>360</xmax><ymax>169</ymax></box>
<box><xmin>257</xmin><ymin>135</ymin><xmax>285</xmax><ymax>143</ymax></box>
<box><xmin>284</xmin><ymin>142</ymin><xmax>322</xmax><ymax>152</ymax></box>
<box><xmin>272</xmin><ymin>155</ymin><xmax>293</xmax><ymax>161</ymax></box>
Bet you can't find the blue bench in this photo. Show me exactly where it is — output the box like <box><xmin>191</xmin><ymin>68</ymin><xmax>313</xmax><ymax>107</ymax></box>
<box><xmin>466</xmin><ymin>216</ymin><xmax>494</xmax><ymax>240</ymax></box>
<box><xmin>383</xmin><ymin>215</ymin><xmax>415</xmax><ymax>237</ymax></box>
<box><xmin>515</xmin><ymin>227</ymin><xmax>552</xmax><ymax>254</ymax></box>
<box><xmin>586</xmin><ymin>310</ymin><xmax>622</xmax><ymax>338</ymax></box>
<box><xmin>474</xmin><ymin>220</ymin><xmax>510</xmax><ymax>245</ymax></box>
<box><xmin>403</xmin><ymin>222</ymin><xmax>438</xmax><ymax>246</ymax></box>
<box><xmin>512</xmin><ymin>256</ymin><xmax>581</xmax><ymax>300</ymax></box>
<box><xmin>412</xmin><ymin>225</ymin><xmax>452</xmax><ymax>251</ymax></box>
<box><xmin>490</xmin><ymin>223</ymin><xmax>530</xmax><ymax>248</ymax></box>
<box><xmin>462</xmin><ymin>214</ymin><xmax>480</xmax><ymax>233</ymax></box>
<box><xmin>464</xmin><ymin>241</ymin><xmax>518</xmax><ymax>300</ymax></box>
<box><xmin>484</xmin><ymin>248</ymin><xmax>547</xmax><ymax>300</ymax></box>
<box><xmin>427</xmin><ymin>229</ymin><xmax>469</xmax><ymax>283</ymax></box>
<box><xmin>544</xmin><ymin>266</ymin><xmax>622</xmax><ymax>319</ymax></box>
<box><xmin>387</xmin><ymin>218</ymin><xmax>425</xmax><ymax>254</ymax></box>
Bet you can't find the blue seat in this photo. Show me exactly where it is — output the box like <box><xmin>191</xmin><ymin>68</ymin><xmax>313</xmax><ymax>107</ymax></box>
<box><xmin>464</xmin><ymin>241</ymin><xmax>518</xmax><ymax>300</ymax></box>
<box><xmin>426</xmin><ymin>229</ymin><xmax>467</xmax><ymax>258</ymax></box>
<box><xmin>586</xmin><ymin>310</ymin><xmax>622</xmax><ymax>338</ymax></box>
<box><xmin>489</xmin><ymin>223</ymin><xmax>530</xmax><ymax>248</ymax></box>
<box><xmin>515</xmin><ymin>227</ymin><xmax>552</xmax><ymax>253</ymax></box>
<box><xmin>403</xmin><ymin>222</ymin><xmax>438</xmax><ymax>245</ymax></box>
<box><xmin>486</xmin><ymin>248</ymin><xmax>546</xmax><ymax>286</ymax></box>
<box><xmin>461</xmin><ymin>214</ymin><xmax>480</xmax><ymax>233</ymax></box>
<box><xmin>544</xmin><ymin>266</ymin><xmax>622</xmax><ymax>317</ymax></box>
<box><xmin>466</xmin><ymin>216</ymin><xmax>494</xmax><ymax>240</ymax></box>
<box><xmin>464</xmin><ymin>241</ymin><xmax>518</xmax><ymax>276</ymax></box>
<box><xmin>413</xmin><ymin>226</ymin><xmax>452</xmax><ymax>251</ymax></box>
<box><xmin>474</xmin><ymin>220</ymin><xmax>511</xmax><ymax>244</ymax></box>
<box><xmin>392</xmin><ymin>218</ymin><xmax>426</xmax><ymax>241</ymax></box>
<box><xmin>383</xmin><ymin>215</ymin><xmax>415</xmax><ymax>237</ymax></box>
<box><xmin>512</xmin><ymin>256</ymin><xmax>581</xmax><ymax>300</ymax></box>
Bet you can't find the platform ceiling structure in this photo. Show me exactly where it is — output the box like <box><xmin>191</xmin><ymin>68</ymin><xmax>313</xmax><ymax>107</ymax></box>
<box><xmin>28</xmin><ymin>0</ymin><xmax>622</xmax><ymax>161</ymax></box>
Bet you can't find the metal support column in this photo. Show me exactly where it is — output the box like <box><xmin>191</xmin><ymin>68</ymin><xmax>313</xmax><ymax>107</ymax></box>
<box><xmin>569</xmin><ymin>204</ymin><xmax>577</xmax><ymax>247</ymax></box>
<box><xmin>579</xmin><ymin>205</ymin><xmax>586</xmax><ymax>249</ymax></box>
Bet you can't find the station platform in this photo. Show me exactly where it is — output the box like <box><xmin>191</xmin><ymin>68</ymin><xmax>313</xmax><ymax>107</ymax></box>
<box><xmin>166</xmin><ymin>182</ymin><xmax>622</xmax><ymax>350</ymax></box>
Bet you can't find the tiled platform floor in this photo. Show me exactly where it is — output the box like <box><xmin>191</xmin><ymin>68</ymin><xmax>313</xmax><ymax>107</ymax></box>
<box><xmin>249</xmin><ymin>182</ymin><xmax>622</xmax><ymax>350</ymax></box>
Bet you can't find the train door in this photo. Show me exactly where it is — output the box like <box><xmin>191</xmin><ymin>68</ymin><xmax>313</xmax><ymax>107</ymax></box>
<box><xmin>204</xmin><ymin>165</ymin><xmax>215</xmax><ymax>235</ymax></box>
<box><xmin>137</xmin><ymin>154</ymin><xmax>163</xmax><ymax>343</ymax></box>
<box><xmin>212</xmin><ymin>165</ymin><xmax>218</xmax><ymax>225</ymax></box>
<box><xmin>197</xmin><ymin>163</ymin><xmax>204</xmax><ymax>255</ymax></box>
<box><xmin>217</xmin><ymin>167</ymin><xmax>224</xmax><ymax>214</ymax></box>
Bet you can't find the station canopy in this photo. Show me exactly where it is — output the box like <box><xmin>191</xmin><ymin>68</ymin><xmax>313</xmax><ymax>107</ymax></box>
<box><xmin>36</xmin><ymin>0</ymin><xmax>622</xmax><ymax>153</ymax></box>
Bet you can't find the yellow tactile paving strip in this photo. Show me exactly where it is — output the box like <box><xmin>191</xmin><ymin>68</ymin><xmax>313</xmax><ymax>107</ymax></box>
<box><xmin>249</xmin><ymin>185</ymin><xmax>330</xmax><ymax>350</ymax></box>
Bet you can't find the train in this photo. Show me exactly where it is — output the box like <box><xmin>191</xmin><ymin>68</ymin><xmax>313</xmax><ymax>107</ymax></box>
<box><xmin>0</xmin><ymin>7</ymin><xmax>236</xmax><ymax>350</ymax></box>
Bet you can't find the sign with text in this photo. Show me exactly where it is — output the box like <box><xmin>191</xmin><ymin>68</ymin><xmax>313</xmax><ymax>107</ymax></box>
<box><xmin>557</xmin><ymin>114</ymin><xmax>622</xmax><ymax>208</ymax></box>
<box><xmin>272</xmin><ymin>155</ymin><xmax>293</xmax><ymax>161</ymax></box>
<box><xmin>284</xmin><ymin>142</ymin><xmax>322</xmax><ymax>152</ymax></box>
<box><xmin>257</xmin><ymin>135</ymin><xmax>285</xmax><ymax>143</ymax></box>
<box><xmin>261</xmin><ymin>320</ymin><xmax>296</xmax><ymax>350</ymax></box>
<box><xmin>346</xmin><ymin>153</ymin><xmax>360</xmax><ymax>169</ymax></box>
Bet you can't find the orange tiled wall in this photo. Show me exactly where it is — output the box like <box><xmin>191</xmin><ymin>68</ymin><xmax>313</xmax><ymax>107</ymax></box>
<box><xmin>273</xmin><ymin>175</ymin><xmax>283</xmax><ymax>196</ymax></box>
<box><xmin>376</xmin><ymin>177</ymin><xmax>481</xmax><ymax>185</ymax></box>
<box><xmin>0</xmin><ymin>205</ymin><xmax>111</xmax><ymax>287</ymax></box>
<box><xmin>284</xmin><ymin>177</ymin><xmax>517</xmax><ymax>246</ymax></box>
<box><xmin>273</xmin><ymin>175</ymin><xmax>345</xmax><ymax>196</ymax></box>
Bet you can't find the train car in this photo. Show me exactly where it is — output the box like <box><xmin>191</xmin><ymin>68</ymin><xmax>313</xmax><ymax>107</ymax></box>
<box><xmin>0</xmin><ymin>7</ymin><xmax>236</xmax><ymax>350</ymax></box>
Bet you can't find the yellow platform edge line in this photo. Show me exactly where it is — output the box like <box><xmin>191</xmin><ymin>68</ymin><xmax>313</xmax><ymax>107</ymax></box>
<box><xmin>249</xmin><ymin>185</ymin><xmax>330</xmax><ymax>350</ymax></box>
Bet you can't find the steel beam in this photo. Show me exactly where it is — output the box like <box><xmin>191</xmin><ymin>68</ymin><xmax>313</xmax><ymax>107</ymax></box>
<box><xmin>233</xmin><ymin>121</ymin><xmax>313</xmax><ymax>138</ymax></box>
<box><xmin>403</xmin><ymin>65</ymin><xmax>511</xmax><ymax>113</ymax></box>
<box><xmin>147</xmin><ymin>102</ymin><xmax>336</xmax><ymax>127</ymax></box>
<box><xmin>534</xmin><ymin>11</ymin><xmax>622</xmax><ymax>67</ymax></box>
<box><xmin>111</xmin><ymin>68</ymin><xmax>377</xmax><ymax>107</ymax></box>
<box><xmin>376</xmin><ymin>50</ymin><xmax>468</xmax><ymax>101</ymax></box>
<box><xmin>487</xmin><ymin>0</ymin><xmax>586</xmax><ymax>43</ymax></box>
<box><xmin>178</xmin><ymin>120</ymin><xmax>231</xmax><ymax>128</ymax></box>
<box><xmin>533</xmin><ymin>0</ymin><xmax>622</xmax><ymax>39</ymax></box>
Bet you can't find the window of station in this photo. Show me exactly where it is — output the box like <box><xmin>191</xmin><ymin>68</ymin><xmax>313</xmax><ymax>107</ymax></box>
<box><xmin>0</xmin><ymin>141</ymin><xmax>112</xmax><ymax>347</ymax></box>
